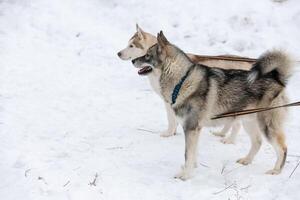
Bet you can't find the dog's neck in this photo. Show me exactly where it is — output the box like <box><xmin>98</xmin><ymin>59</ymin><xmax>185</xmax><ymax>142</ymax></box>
<box><xmin>159</xmin><ymin>54</ymin><xmax>195</xmax><ymax>104</ymax></box>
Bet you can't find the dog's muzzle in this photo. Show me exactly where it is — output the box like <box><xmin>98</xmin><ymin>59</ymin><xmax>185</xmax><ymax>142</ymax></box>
<box><xmin>131</xmin><ymin>58</ymin><xmax>153</xmax><ymax>75</ymax></box>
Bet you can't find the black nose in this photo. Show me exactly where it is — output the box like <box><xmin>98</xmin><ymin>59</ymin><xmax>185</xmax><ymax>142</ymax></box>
<box><xmin>132</xmin><ymin>59</ymin><xmax>136</xmax><ymax>64</ymax></box>
<box><xmin>117</xmin><ymin>52</ymin><xmax>122</xmax><ymax>57</ymax></box>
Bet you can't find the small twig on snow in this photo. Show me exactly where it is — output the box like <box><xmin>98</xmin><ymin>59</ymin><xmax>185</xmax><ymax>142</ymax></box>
<box><xmin>63</xmin><ymin>180</ymin><xmax>70</xmax><ymax>187</ymax></box>
<box><xmin>89</xmin><ymin>173</ymin><xmax>99</xmax><ymax>186</ymax></box>
<box><xmin>289</xmin><ymin>160</ymin><xmax>300</xmax><ymax>178</ymax></box>
<box><xmin>38</xmin><ymin>176</ymin><xmax>48</xmax><ymax>185</ymax></box>
<box><xmin>240</xmin><ymin>185</ymin><xmax>251</xmax><ymax>191</ymax></box>
<box><xmin>223</xmin><ymin>165</ymin><xmax>243</xmax><ymax>175</ymax></box>
<box><xmin>25</xmin><ymin>169</ymin><xmax>31</xmax><ymax>177</ymax></box>
<box><xmin>199</xmin><ymin>163</ymin><xmax>209</xmax><ymax>168</ymax></box>
<box><xmin>221</xmin><ymin>163</ymin><xmax>227</xmax><ymax>174</ymax></box>
<box><xmin>137</xmin><ymin>128</ymin><xmax>157</xmax><ymax>134</ymax></box>
<box><xmin>213</xmin><ymin>183</ymin><xmax>235</xmax><ymax>195</ymax></box>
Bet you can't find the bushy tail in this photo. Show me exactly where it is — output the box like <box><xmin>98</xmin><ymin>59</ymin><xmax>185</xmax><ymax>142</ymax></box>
<box><xmin>252</xmin><ymin>50</ymin><xmax>292</xmax><ymax>85</ymax></box>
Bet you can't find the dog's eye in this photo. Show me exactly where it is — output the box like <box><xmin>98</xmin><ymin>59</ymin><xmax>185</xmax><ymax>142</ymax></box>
<box><xmin>145</xmin><ymin>54</ymin><xmax>151</xmax><ymax>60</ymax></box>
<box><xmin>129</xmin><ymin>45</ymin><xmax>134</xmax><ymax>48</ymax></box>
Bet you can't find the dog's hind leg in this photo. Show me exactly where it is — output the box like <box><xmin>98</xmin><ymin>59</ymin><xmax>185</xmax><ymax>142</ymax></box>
<box><xmin>265</xmin><ymin>132</ymin><xmax>287</xmax><ymax>175</ymax></box>
<box><xmin>257</xmin><ymin>108</ymin><xmax>287</xmax><ymax>175</ymax></box>
<box><xmin>160</xmin><ymin>102</ymin><xmax>178</xmax><ymax>137</ymax></box>
<box><xmin>237</xmin><ymin>119</ymin><xmax>262</xmax><ymax>165</ymax></box>
<box><xmin>174</xmin><ymin>126</ymin><xmax>201</xmax><ymax>180</ymax></box>
<box><xmin>221</xmin><ymin>120</ymin><xmax>241</xmax><ymax>144</ymax></box>
<box><xmin>212</xmin><ymin>121</ymin><xmax>233</xmax><ymax>137</ymax></box>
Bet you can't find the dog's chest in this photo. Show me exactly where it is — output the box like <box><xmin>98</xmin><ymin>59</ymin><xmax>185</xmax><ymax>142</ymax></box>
<box><xmin>147</xmin><ymin>72</ymin><xmax>161</xmax><ymax>96</ymax></box>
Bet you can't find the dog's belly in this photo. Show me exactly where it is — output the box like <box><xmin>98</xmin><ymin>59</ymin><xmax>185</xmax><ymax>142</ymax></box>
<box><xmin>203</xmin><ymin>118</ymin><xmax>233</xmax><ymax>127</ymax></box>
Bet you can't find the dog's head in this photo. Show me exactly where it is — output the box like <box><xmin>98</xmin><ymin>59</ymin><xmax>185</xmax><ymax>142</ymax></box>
<box><xmin>117</xmin><ymin>24</ymin><xmax>155</xmax><ymax>60</ymax></box>
<box><xmin>132</xmin><ymin>31</ymin><xmax>178</xmax><ymax>75</ymax></box>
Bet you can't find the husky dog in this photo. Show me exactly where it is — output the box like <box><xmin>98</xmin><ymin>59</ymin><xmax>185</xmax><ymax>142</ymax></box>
<box><xmin>133</xmin><ymin>31</ymin><xmax>291</xmax><ymax>180</ymax></box>
<box><xmin>118</xmin><ymin>25</ymin><xmax>255</xmax><ymax>143</ymax></box>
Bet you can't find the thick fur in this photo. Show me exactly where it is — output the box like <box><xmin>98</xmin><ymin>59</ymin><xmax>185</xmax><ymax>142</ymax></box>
<box><xmin>118</xmin><ymin>25</ymin><xmax>255</xmax><ymax>142</ymax></box>
<box><xmin>252</xmin><ymin>50</ymin><xmax>291</xmax><ymax>85</ymax></box>
<box><xmin>133</xmin><ymin>31</ymin><xmax>292</xmax><ymax>180</ymax></box>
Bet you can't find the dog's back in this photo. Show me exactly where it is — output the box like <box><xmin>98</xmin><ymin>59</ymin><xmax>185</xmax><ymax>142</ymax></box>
<box><xmin>204</xmin><ymin>50</ymin><xmax>291</xmax><ymax>113</ymax></box>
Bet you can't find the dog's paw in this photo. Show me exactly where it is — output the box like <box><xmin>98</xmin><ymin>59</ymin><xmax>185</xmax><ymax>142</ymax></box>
<box><xmin>174</xmin><ymin>167</ymin><xmax>192</xmax><ymax>181</ymax></box>
<box><xmin>265</xmin><ymin>169</ymin><xmax>281</xmax><ymax>175</ymax></box>
<box><xmin>174</xmin><ymin>171</ymin><xmax>191</xmax><ymax>181</ymax></box>
<box><xmin>160</xmin><ymin>130</ymin><xmax>176</xmax><ymax>137</ymax></box>
<box><xmin>212</xmin><ymin>131</ymin><xmax>225</xmax><ymax>137</ymax></box>
<box><xmin>221</xmin><ymin>137</ymin><xmax>235</xmax><ymax>144</ymax></box>
<box><xmin>236</xmin><ymin>157</ymin><xmax>252</xmax><ymax>165</ymax></box>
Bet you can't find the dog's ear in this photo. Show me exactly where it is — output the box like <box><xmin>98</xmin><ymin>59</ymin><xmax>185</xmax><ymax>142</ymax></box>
<box><xmin>157</xmin><ymin>31</ymin><xmax>170</xmax><ymax>47</ymax></box>
<box><xmin>136</xmin><ymin>23</ymin><xmax>141</xmax><ymax>31</ymax></box>
<box><xmin>157</xmin><ymin>32</ymin><xmax>162</xmax><ymax>53</ymax></box>
<box><xmin>136</xmin><ymin>24</ymin><xmax>144</xmax><ymax>40</ymax></box>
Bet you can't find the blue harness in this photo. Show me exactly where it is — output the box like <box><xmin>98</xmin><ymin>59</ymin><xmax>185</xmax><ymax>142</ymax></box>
<box><xmin>171</xmin><ymin>65</ymin><xmax>194</xmax><ymax>105</ymax></box>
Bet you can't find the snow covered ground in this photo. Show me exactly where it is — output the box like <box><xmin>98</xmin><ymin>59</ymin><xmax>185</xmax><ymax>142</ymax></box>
<box><xmin>1</xmin><ymin>0</ymin><xmax>300</xmax><ymax>199</ymax></box>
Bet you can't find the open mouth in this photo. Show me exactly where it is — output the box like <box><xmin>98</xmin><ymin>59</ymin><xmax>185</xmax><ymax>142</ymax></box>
<box><xmin>138</xmin><ymin>66</ymin><xmax>152</xmax><ymax>75</ymax></box>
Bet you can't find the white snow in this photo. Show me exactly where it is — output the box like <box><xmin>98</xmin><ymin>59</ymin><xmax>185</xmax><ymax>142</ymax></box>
<box><xmin>1</xmin><ymin>0</ymin><xmax>300</xmax><ymax>199</ymax></box>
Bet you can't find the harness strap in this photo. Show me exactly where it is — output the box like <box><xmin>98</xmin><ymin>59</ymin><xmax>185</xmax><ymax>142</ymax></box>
<box><xmin>171</xmin><ymin>65</ymin><xmax>194</xmax><ymax>105</ymax></box>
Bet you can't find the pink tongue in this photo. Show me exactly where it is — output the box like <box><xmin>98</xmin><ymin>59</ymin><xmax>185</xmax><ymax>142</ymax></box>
<box><xmin>138</xmin><ymin>66</ymin><xmax>152</xmax><ymax>75</ymax></box>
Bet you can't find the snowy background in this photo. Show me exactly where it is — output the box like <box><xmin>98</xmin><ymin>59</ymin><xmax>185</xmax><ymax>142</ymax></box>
<box><xmin>1</xmin><ymin>0</ymin><xmax>300</xmax><ymax>199</ymax></box>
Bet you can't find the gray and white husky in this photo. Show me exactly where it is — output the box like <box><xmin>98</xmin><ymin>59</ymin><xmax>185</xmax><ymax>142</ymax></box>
<box><xmin>118</xmin><ymin>25</ymin><xmax>255</xmax><ymax>144</ymax></box>
<box><xmin>133</xmin><ymin>31</ymin><xmax>291</xmax><ymax>180</ymax></box>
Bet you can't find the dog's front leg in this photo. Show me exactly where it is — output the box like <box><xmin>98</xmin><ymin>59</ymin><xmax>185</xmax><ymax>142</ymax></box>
<box><xmin>174</xmin><ymin>126</ymin><xmax>201</xmax><ymax>180</ymax></box>
<box><xmin>160</xmin><ymin>102</ymin><xmax>178</xmax><ymax>137</ymax></box>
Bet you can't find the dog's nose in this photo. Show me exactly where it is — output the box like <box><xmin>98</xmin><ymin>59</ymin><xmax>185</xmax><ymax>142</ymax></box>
<box><xmin>131</xmin><ymin>59</ymin><xmax>136</xmax><ymax>64</ymax></box>
<box><xmin>117</xmin><ymin>52</ymin><xmax>122</xmax><ymax>57</ymax></box>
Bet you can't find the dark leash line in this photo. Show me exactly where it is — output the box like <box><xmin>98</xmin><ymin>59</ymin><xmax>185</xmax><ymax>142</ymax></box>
<box><xmin>211</xmin><ymin>101</ymin><xmax>300</xmax><ymax>120</ymax></box>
